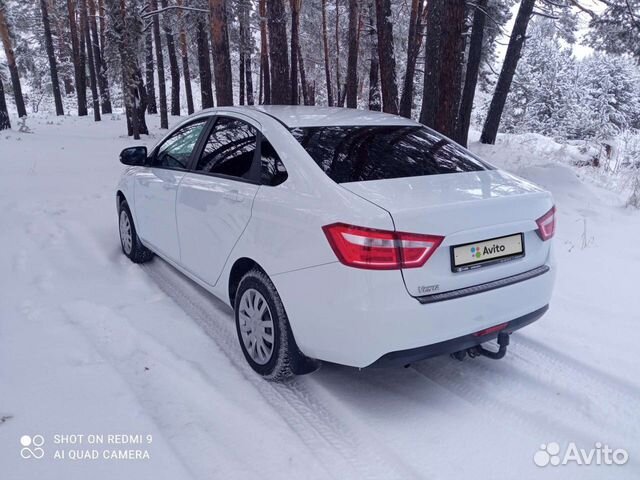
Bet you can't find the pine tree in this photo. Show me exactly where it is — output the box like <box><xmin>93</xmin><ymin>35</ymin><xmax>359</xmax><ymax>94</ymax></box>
<box><xmin>374</xmin><ymin>0</ymin><xmax>398</xmax><ymax>114</ymax></box>
<box><xmin>145</xmin><ymin>29</ymin><xmax>158</xmax><ymax>114</ymax></box>
<box><xmin>0</xmin><ymin>1</ymin><xmax>26</xmax><ymax>117</ymax></box>
<box><xmin>177</xmin><ymin>0</ymin><xmax>194</xmax><ymax>114</ymax></box>
<box><xmin>399</xmin><ymin>0</ymin><xmax>424</xmax><ymax>118</ymax></box>
<box><xmin>259</xmin><ymin>0</ymin><xmax>271</xmax><ymax>104</ymax></box>
<box><xmin>345</xmin><ymin>0</ymin><xmax>360</xmax><ymax>108</ymax></box>
<box><xmin>39</xmin><ymin>0</ymin><xmax>64</xmax><ymax>116</ymax></box>
<box><xmin>420</xmin><ymin>0</ymin><xmax>465</xmax><ymax>138</ymax></box>
<box><xmin>0</xmin><ymin>74</ymin><xmax>10</xmax><ymax>129</ymax></box>
<box><xmin>67</xmin><ymin>0</ymin><xmax>87</xmax><ymax>116</ymax></box>
<box><xmin>161</xmin><ymin>0</ymin><xmax>181</xmax><ymax>115</ymax></box>
<box><xmin>589</xmin><ymin>0</ymin><xmax>640</xmax><ymax>61</ymax></box>
<box><xmin>80</xmin><ymin>0</ymin><xmax>100</xmax><ymax>121</ymax></box>
<box><xmin>151</xmin><ymin>0</ymin><xmax>168</xmax><ymax>128</ymax></box>
<box><xmin>367</xmin><ymin>0</ymin><xmax>380</xmax><ymax>111</ymax></box>
<box><xmin>196</xmin><ymin>16</ymin><xmax>214</xmax><ymax>109</ymax></box>
<box><xmin>481</xmin><ymin>0</ymin><xmax>536</xmax><ymax>144</ymax></box>
<box><xmin>88</xmin><ymin>0</ymin><xmax>112</xmax><ymax>113</ymax></box>
<box><xmin>267</xmin><ymin>0</ymin><xmax>291</xmax><ymax>104</ymax></box>
<box><xmin>290</xmin><ymin>0</ymin><xmax>301</xmax><ymax>105</ymax></box>
<box><xmin>321</xmin><ymin>0</ymin><xmax>333</xmax><ymax>106</ymax></box>
<box><xmin>455</xmin><ymin>0</ymin><xmax>487</xmax><ymax>146</ymax></box>
<box><xmin>104</xmin><ymin>0</ymin><xmax>148</xmax><ymax>138</ymax></box>
<box><xmin>209</xmin><ymin>0</ymin><xmax>233</xmax><ymax>105</ymax></box>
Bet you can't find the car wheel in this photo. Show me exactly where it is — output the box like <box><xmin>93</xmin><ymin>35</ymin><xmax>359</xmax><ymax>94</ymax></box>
<box><xmin>118</xmin><ymin>200</ymin><xmax>153</xmax><ymax>264</ymax></box>
<box><xmin>234</xmin><ymin>268</ymin><xmax>318</xmax><ymax>381</ymax></box>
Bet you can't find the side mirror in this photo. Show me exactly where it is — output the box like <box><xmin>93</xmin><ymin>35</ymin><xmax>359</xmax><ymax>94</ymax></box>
<box><xmin>120</xmin><ymin>146</ymin><xmax>147</xmax><ymax>166</ymax></box>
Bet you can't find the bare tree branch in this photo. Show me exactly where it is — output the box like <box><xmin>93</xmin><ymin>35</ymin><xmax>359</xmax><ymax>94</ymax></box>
<box><xmin>141</xmin><ymin>5</ymin><xmax>208</xmax><ymax>19</ymax></box>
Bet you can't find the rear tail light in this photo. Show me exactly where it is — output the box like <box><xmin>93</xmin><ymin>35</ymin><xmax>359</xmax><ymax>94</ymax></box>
<box><xmin>535</xmin><ymin>206</ymin><xmax>556</xmax><ymax>241</ymax></box>
<box><xmin>322</xmin><ymin>223</ymin><xmax>443</xmax><ymax>270</ymax></box>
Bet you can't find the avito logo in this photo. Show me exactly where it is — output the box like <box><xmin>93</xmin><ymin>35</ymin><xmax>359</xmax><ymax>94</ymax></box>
<box><xmin>471</xmin><ymin>244</ymin><xmax>506</xmax><ymax>259</ymax></box>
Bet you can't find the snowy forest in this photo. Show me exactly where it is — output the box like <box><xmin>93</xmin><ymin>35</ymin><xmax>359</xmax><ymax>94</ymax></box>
<box><xmin>1</xmin><ymin>0</ymin><xmax>640</xmax><ymax>181</ymax></box>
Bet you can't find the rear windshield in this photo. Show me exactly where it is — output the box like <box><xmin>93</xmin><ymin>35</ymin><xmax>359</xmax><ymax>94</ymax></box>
<box><xmin>290</xmin><ymin>125</ymin><xmax>491</xmax><ymax>183</ymax></box>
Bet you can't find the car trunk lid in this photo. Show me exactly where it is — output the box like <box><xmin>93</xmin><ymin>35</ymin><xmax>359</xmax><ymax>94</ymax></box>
<box><xmin>341</xmin><ymin>170</ymin><xmax>554</xmax><ymax>297</ymax></box>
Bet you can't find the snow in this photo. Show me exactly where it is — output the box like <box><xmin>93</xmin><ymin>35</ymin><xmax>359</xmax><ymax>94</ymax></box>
<box><xmin>1</xmin><ymin>115</ymin><xmax>639</xmax><ymax>479</ymax></box>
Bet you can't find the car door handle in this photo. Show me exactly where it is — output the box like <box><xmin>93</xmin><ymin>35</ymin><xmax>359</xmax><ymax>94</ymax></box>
<box><xmin>223</xmin><ymin>190</ymin><xmax>243</xmax><ymax>203</ymax></box>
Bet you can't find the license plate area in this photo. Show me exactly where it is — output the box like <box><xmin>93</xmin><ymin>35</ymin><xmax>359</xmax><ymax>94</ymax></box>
<box><xmin>451</xmin><ymin>233</ymin><xmax>525</xmax><ymax>272</ymax></box>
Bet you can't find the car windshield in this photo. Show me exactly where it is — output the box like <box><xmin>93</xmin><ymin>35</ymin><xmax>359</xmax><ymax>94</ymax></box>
<box><xmin>290</xmin><ymin>125</ymin><xmax>491</xmax><ymax>183</ymax></box>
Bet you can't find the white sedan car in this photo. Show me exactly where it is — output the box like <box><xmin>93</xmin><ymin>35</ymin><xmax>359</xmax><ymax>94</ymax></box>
<box><xmin>116</xmin><ymin>106</ymin><xmax>556</xmax><ymax>380</ymax></box>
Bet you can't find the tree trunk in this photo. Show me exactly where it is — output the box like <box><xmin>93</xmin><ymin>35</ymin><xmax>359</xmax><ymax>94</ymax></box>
<box><xmin>480</xmin><ymin>0</ymin><xmax>535</xmax><ymax>144</ymax></box>
<box><xmin>419</xmin><ymin>0</ymin><xmax>441</xmax><ymax>127</ymax></box>
<box><xmin>53</xmin><ymin>5</ymin><xmax>75</xmax><ymax>95</ymax></box>
<box><xmin>345</xmin><ymin>0</ymin><xmax>359</xmax><ymax>108</ymax></box>
<box><xmin>433</xmin><ymin>0</ymin><xmax>465</xmax><ymax>137</ymax></box>
<box><xmin>0</xmin><ymin>4</ymin><xmax>27</xmax><ymax>117</ymax></box>
<box><xmin>161</xmin><ymin>0</ymin><xmax>181</xmax><ymax>116</ymax></box>
<box><xmin>455</xmin><ymin>0</ymin><xmax>487</xmax><ymax>147</ymax></box>
<box><xmin>80</xmin><ymin>0</ymin><xmax>100</xmax><ymax>121</ymax></box>
<box><xmin>239</xmin><ymin>0</ymin><xmax>247</xmax><ymax>105</ymax></box>
<box><xmin>67</xmin><ymin>0</ymin><xmax>87</xmax><ymax>116</ymax></box>
<box><xmin>321</xmin><ymin>0</ymin><xmax>333</xmax><ymax>106</ymax></box>
<box><xmin>209</xmin><ymin>0</ymin><xmax>234</xmax><ymax>106</ymax></box>
<box><xmin>420</xmin><ymin>0</ymin><xmax>465</xmax><ymax>137</ymax></box>
<box><xmin>104</xmin><ymin>0</ymin><xmax>147</xmax><ymax>138</ymax></box>
<box><xmin>297</xmin><ymin>41</ymin><xmax>309</xmax><ymax>105</ymax></box>
<box><xmin>240</xmin><ymin>0</ymin><xmax>254</xmax><ymax>106</ymax></box>
<box><xmin>145</xmin><ymin>29</ymin><xmax>158</xmax><ymax>114</ymax></box>
<box><xmin>40</xmin><ymin>0</ymin><xmax>64</xmax><ymax>116</ymax></box>
<box><xmin>0</xmin><ymin>76</ymin><xmax>10</xmax><ymax>130</ymax></box>
<box><xmin>367</xmin><ymin>0</ymin><xmax>380</xmax><ymax>111</ymax></box>
<box><xmin>98</xmin><ymin>0</ymin><xmax>106</xmax><ymax>54</ymax></box>
<box><xmin>239</xmin><ymin>39</ymin><xmax>246</xmax><ymax>105</ymax></box>
<box><xmin>290</xmin><ymin>0</ymin><xmax>301</xmax><ymax>105</ymax></box>
<box><xmin>335</xmin><ymin>0</ymin><xmax>341</xmax><ymax>105</ymax></box>
<box><xmin>267</xmin><ymin>0</ymin><xmax>290</xmax><ymax>104</ymax></box>
<box><xmin>374</xmin><ymin>0</ymin><xmax>398</xmax><ymax>114</ymax></box>
<box><xmin>177</xmin><ymin>0</ymin><xmax>194</xmax><ymax>114</ymax></box>
<box><xmin>245</xmin><ymin>58</ymin><xmax>255</xmax><ymax>106</ymax></box>
<box><xmin>88</xmin><ymin>0</ymin><xmax>112</xmax><ymax>113</ymax></box>
<box><xmin>399</xmin><ymin>0</ymin><xmax>423</xmax><ymax>118</ymax></box>
<box><xmin>259</xmin><ymin>0</ymin><xmax>270</xmax><ymax>104</ymax></box>
<box><xmin>151</xmin><ymin>0</ymin><xmax>168</xmax><ymax>128</ymax></box>
<box><xmin>196</xmin><ymin>17</ymin><xmax>214</xmax><ymax>109</ymax></box>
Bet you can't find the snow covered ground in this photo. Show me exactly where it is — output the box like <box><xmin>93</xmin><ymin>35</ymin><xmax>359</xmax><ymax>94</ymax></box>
<box><xmin>0</xmin><ymin>114</ymin><xmax>638</xmax><ymax>479</ymax></box>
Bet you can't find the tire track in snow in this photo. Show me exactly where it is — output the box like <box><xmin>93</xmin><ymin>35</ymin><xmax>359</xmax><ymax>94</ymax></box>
<box><xmin>412</xmin><ymin>332</ymin><xmax>639</xmax><ymax>446</ymax></box>
<box><xmin>142</xmin><ymin>259</ymin><xmax>420</xmax><ymax>480</ymax></box>
<box><xmin>515</xmin><ymin>334</ymin><xmax>640</xmax><ymax>400</ymax></box>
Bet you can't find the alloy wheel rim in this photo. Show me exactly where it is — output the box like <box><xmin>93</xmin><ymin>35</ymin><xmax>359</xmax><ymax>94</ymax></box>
<box><xmin>119</xmin><ymin>210</ymin><xmax>133</xmax><ymax>255</ymax></box>
<box><xmin>238</xmin><ymin>288</ymin><xmax>275</xmax><ymax>365</ymax></box>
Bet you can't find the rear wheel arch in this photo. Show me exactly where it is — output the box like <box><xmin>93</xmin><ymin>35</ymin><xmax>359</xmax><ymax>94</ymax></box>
<box><xmin>228</xmin><ymin>257</ymin><xmax>267</xmax><ymax>307</ymax></box>
<box><xmin>116</xmin><ymin>190</ymin><xmax>126</xmax><ymax>209</ymax></box>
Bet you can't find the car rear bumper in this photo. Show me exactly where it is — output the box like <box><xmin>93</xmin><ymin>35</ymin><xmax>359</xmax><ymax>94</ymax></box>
<box><xmin>368</xmin><ymin>305</ymin><xmax>548</xmax><ymax>367</ymax></box>
<box><xmin>271</xmin><ymin>259</ymin><xmax>556</xmax><ymax>368</ymax></box>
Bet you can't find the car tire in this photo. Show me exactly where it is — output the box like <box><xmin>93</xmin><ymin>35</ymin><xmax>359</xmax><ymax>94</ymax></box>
<box><xmin>118</xmin><ymin>200</ymin><xmax>153</xmax><ymax>264</ymax></box>
<box><xmin>234</xmin><ymin>268</ymin><xmax>318</xmax><ymax>381</ymax></box>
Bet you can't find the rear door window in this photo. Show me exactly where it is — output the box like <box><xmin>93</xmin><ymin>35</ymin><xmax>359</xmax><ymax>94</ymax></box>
<box><xmin>195</xmin><ymin>117</ymin><xmax>258</xmax><ymax>181</ymax></box>
<box><xmin>290</xmin><ymin>125</ymin><xmax>491</xmax><ymax>183</ymax></box>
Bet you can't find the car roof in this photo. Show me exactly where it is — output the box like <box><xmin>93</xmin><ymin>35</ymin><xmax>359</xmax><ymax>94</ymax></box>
<box><xmin>198</xmin><ymin>105</ymin><xmax>418</xmax><ymax>128</ymax></box>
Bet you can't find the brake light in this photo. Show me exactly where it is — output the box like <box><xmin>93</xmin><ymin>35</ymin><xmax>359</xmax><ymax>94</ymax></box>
<box><xmin>322</xmin><ymin>223</ymin><xmax>443</xmax><ymax>270</ymax></box>
<box><xmin>536</xmin><ymin>206</ymin><xmax>556</xmax><ymax>241</ymax></box>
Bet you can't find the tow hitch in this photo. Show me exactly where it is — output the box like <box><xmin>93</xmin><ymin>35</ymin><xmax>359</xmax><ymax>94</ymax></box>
<box><xmin>452</xmin><ymin>331</ymin><xmax>511</xmax><ymax>361</ymax></box>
